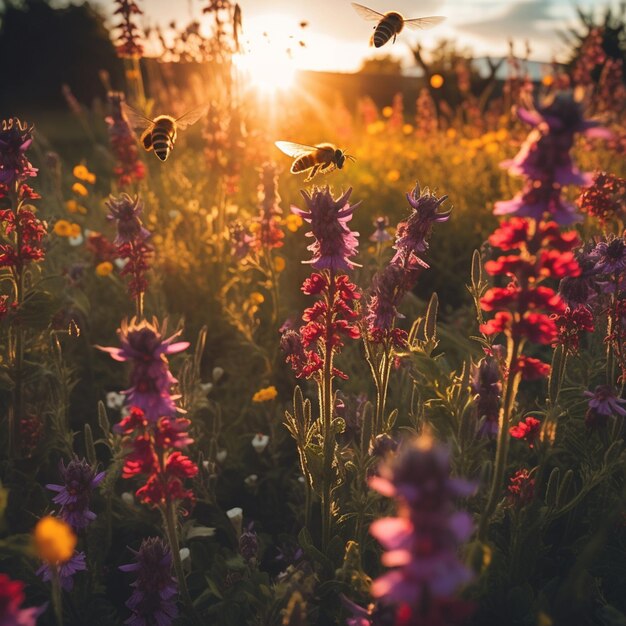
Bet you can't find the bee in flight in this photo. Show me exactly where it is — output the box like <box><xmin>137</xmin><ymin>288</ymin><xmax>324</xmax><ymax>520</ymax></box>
<box><xmin>121</xmin><ymin>103</ymin><xmax>209</xmax><ymax>161</ymax></box>
<box><xmin>274</xmin><ymin>141</ymin><xmax>355</xmax><ymax>182</ymax></box>
<box><xmin>351</xmin><ymin>3</ymin><xmax>445</xmax><ymax>48</ymax></box>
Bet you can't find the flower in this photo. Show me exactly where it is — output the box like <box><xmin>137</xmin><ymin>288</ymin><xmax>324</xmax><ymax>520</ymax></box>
<box><xmin>578</xmin><ymin>172</ymin><xmax>626</xmax><ymax>224</ymax></box>
<box><xmin>45</xmin><ymin>458</ymin><xmax>104</xmax><ymax>531</ymax></box>
<box><xmin>369</xmin><ymin>217</ymin><xmax>392</xmax><ymax>244</ymax></box>
<box><xmin>37</xmin><ymin>551</ymin><xmax>86</xmax><ymax>592</ymax></box>
<box><xmin>274</xmin><ymin>256</ymin><xmax>286</xmax><ymax>272</ymax></box>
<box><xmin>368</xmin><ymin>438</ymin><xmax>474</xmax><ymax>615</ymax></box>
<box><xmin>470</xmin><ymin>357</ymin><xmax>502</xmax><ymax>436</ymax></box>
<box><xmin>0</xmin><ymin>118</ymin><xmax>37</xmax><ymax>185</ymax></box>
<box><xmin>252</xmin><ymin>386</ymin><xmax>277</xmax><ymax>403</ymax></box>
<box><xmin>106</xmin><ymin>193</ymin><xmax>150</xmax><ymax>246</ymax></box>
<box><xmin>507</xmin><ymin>469</ymin><xmax>535</xmax><ymax>507</ymax></box>
<box><xmin>552</xmin><ymin>305</ymin><xmax>594</xmax><ymax>353</ymax></box>
<box><xmin>98</xmin><ymin>318</ymin><xmax>189</xmax><ymax>422</ymax></box>
<box><xmin>96</xmin><ymin>261</ymin><xmax>114</xmax><ymax>276</ymax></box>
<box><xmin>252</xmin><ymin>433</ymin><xmax>270</xmax><ymax>453</ymax></box>
<box><xmin>291</xmin><ymin>186</ymin><xmax>360</xmax><ymax>271</ymax></box>
<box><xmin>509</xmin><ymin>417</ymin><xmax>541</xmax><ymax>448</ymax></box>
<box><xmin>252</xmin><ymin>162</ymin><xmax>284</xmax><ymax>250</ymax></box>
<box><xmin>34</xmin><ymin>516</ymin><xmax>76</xmax><ymax>564</ymax></box>
<box><xmin>589</xmin><ymin>235</ymin><xmax>626</xmax><ymax>275</ymax></box>
<box><xmin>0</xmin><ymin>573</ymin><xmax>41</xmax><ymax>626</ymax></box>
<box><xmin>391</xmin><ymin>184</ymin><xmax>451</xmax><ymax>268</ymax></box>
<box><xmin>230</xmin><ymin>221</ymin><xmax>254</xmax><ymax>260</ymax></box>
<box><xmin>120</xmin><ymin>537</ymin><xmax>178</xmax><ymax>626</ymax></box>
<box><xmin>53</xmin><ymin>220</ymin><xmax>72</xmax><ymax>237</ymax></box>
<box><xmin>72</xmin><ymin>182</ymin><xmax>88</xmax><ymax>197</ymax></box>
<box><xmin>584</xmin><ymin>386</ymin><xmax>626</xmax><ymax>429</ymax></box>
<box><xmin>113</xmin><ymin>0</ymin><xmax>144</xmax><ymax>58</ymax></box>
<box><xmin>284</xmin><ymin>214</ymin><xmax>303</xmax><ymax>232</ymax></box>
<box><xmin>239</xmin><ymin>523</ymin><xmax>258</xmax><ymax>563</ymax></box>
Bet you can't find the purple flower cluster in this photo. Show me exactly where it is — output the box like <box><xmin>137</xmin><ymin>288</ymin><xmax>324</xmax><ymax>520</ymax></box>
<box><xmin>392</xmin><ymin>184</ymin><xmax>450</xmax><ymax>268</ymax></box>
<box><xmin>46</xmin><ymin>457</ymin><xmax>105</xmax><ymax>531</ymax></box>
<box><xmin>291</xmin><ymin>186</ymin><xmax>360</xmax><ymax>271</ymax></box>
<box><xmin>584</xmin><ymin>385</ymin><xmax>626</xmax><ymax>430</ymax></box>
<box><xmin>0</xmin><ymin>118</ymin><xmax>37</xmax><ymax>186</ymax></box>
<box><xmin>120</xmin><ymin>537</ymin><xmax>179</xmax><ymax>626</ymax></box>
<box><xmin>37</xmin><ymin>552</ymin><xmax>87</xmax><ymax>592</ymax></box>
<box><xmin>106</xmin><ymin>194</ymin><xmax>151</xmax><ymax>246</ymax></box>
<box><xmin>98</xmin><ymin>317</ymin><xmax>189</xmax><ymax>421</ymax></box>
<box><xmin>368</xmin><ymin>438</ymin><xmax>475</xmax><ymax>620</ymax></box>
<box><xmin>495</xmin><ymin>90</ymin><xmax>611</xmax><ymax>225</ymax></box>
<box><xmin>470</xmin><ymin>356</ymin><xmax>502</xmax><ymax>436</ymax></box>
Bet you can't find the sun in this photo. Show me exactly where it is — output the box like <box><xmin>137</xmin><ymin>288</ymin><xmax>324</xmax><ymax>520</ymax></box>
<box><xmin>233</xmin><ymin>46</ymin><xmax>296</xmax><ymax>95</ymax></box>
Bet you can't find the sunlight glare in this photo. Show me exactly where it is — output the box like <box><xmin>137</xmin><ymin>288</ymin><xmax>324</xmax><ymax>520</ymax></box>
<box><xmin>233</xmin><ymin>48</ymin><xmax>296</xmax><ymax>95</ymax></box>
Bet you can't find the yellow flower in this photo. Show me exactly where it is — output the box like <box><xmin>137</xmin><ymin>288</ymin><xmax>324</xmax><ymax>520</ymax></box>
<box><xmin>484</xmin><ymin>142</ymin><xmax>499</xmax><ymax>154</ymax></box>
<box><xmin>274</xmin><ymin>256</ymin><xmax>286</xmax><ymax>272</ymax></box>
<box><xmin>495</xmin><ymin>128</ymin><xmax>508</xmax><ymax>142</ymax></box>
<box><xmin>86</xmin><ymin>173</ymin><xmax>96</xmax><ymax>185</ymax></box>
<box><xmin>96</xmin><ymin>261</ymin><xmax>114</xmax><ymax>277</ymax></box>
<box><xmin>69</xmin><ymin>223</ymin><xmax>81</xmax><ymax>238</ymax></box>
<box><xmin>446</xmin><ymin>128</ymin><xmax>457</xmax><ymax>139</ymax></box>
<box><xmin>452</xmin><ymin>155</ymin><xmax>463</xmax><ymax>165</ymax></box>
<box><xmin>430</xmin><ymin>74</ymin><xmax>444</xmax><ymax>89</ymax></box>
<box><xmin>366</xmin><ymin>121</ymin><xmax>385</xmax><ymax>135</ymax></box>
<box><xmin>250</xmin><ymin>292</ymin><xmax>265</xmax><ymax>305</ymax></box>
<box><xmin>53</xmin><ymin>220</ymin><xmax>72</xmax><ymax>237</ymax></box>
<box><xmin>34</xmin><ymin>516</ymin><xmax>76</xmax><ymax>564</ymax></box>
<box><xmin>386</xmin><ymin>169</ymin><xmax>400</xmax><ymax>183</ymax></box>
<box><xmin>65</xmin><ymin>200</ymin><xmax>87</xmax><ymax>215</ymax></box>
<box><xmin>382</xmin><ymin>106</ymin><xmax>393</xmax><ymax>118</ymax></box>
<box><xmin>542</xmin><ymin>74</ymin><xmax>554</xmax><ymax>87</ymax></box>
<box><xmin>72</xmin><ymin>182</ymin><xmax>88</xmax><ymax>197</ymax></box>
<box><xmin>402</xmin><ymin>123</ymin><xmax>414</xmax><ymax>135</ymax></box>
<box><xmin>252</xmin><ymin>386</ymin><xmax>278</xmax><ymax>403</ymax></box>
<box><xmin>284</xmin><ymin>214</ymin><xmax>303</xmax><ymax>232</ymax></box>
<box><xmin>72</xmin><ymin>165</ymin><xmax>89</xmax><ymax>181</ymax></box>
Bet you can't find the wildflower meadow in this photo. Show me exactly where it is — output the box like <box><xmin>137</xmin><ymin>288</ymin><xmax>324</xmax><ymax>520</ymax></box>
<box><xmin>0</xmin><ymin>1</ymin><xmax>625</xmax><ymax>625</ymax></box>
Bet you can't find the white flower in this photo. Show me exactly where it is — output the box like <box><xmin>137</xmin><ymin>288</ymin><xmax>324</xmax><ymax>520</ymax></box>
<box><xmin>212</xmin><ymin>367</ymin><xmax>225</xmax><ymax>382</ymax></box>
<box><xmin>179</xmin><ymin>547</ymin><xmax>190</xmax><ymax>562</ymax></box>
<box><xmin>251</xmin><ymin>433</ymin><xmax>270</xmax><ymax>454</ymax></box>
<box><xmin>106</xmin><ymin>391</ymin><xmax>125</xmax><ymax>410</ymax></box>
<box><xmin>200</xmin><ymin>382</ymin><xmax>213</xmax><ymax>396</ymax></box>
<box><xmin>114</xmin><ymin>257</ymin><xmax>129</xmax><ymax>269</ymax></box>
<box><xmin>186</xmin><ymin>525</ymin><xmax>216</xmax><ymax>540</ymax></box>
<box><xmin>216</xmin><ymin>449</ymin><xmax>227</xmax><ymax>463</ymax></box>
<box><xmin>121</xmin><ymin>492</ymin><xmax>135</xmax><ymax>506</ymax></box>
<box><xmin>244</xmin><ymin>474</ymin><xmax>258</xmax><ymax>487</ymax></box>
<box><xmin>227</xmin><ymin>507</ymin><xmax>243</xmax><ymax>536</ymax></box>
<box><xmin>69</xmin><ymin>234</ymin><xmax>84</xmax><ymax>246</ymax></box>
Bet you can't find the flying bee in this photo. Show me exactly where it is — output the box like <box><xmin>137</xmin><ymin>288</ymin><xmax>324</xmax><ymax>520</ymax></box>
<box><xmin>121</xmin><ymin>103</ymin><xmax>209</xmax><ymax>161</ymax></box>
<box><xmin>351</xmin><ymin>3</ymin><xmax>445</xmax><ymax>48</ymax></box>
<box><xmin>274</xmin><ymin>141</ymin><xmax>355</xmax><ymax>182</ymax></box>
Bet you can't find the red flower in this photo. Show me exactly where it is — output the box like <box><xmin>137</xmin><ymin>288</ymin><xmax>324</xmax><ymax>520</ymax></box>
<box><xmin>488</xmin><ymin>218</ymin><xmax>529</xmax><ymax>250</ymax></box>
<box><xmin>513</xmin><ymin>356</ymin><xmax>550</xmax><ymax>380</ymax></box>
<box><xmin>507</xmin><ymin>469</ymin><xmax>535</xmax><ymax>506</ymax></box>
<box><xmin>552</xmin><ymin>305</ymin><xmax>594</xmax><ymax>353</ymax></box>
<box><xmin>510</xmin><ymin>417</ymin><xmax>542</xmax><ymax>448</ymax></box>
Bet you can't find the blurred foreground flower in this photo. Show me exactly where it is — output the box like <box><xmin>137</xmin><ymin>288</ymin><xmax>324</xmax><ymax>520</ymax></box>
<box><xmin>252</xmin><ymin>386</ymin><xmax>277</xmax><ymax>402</ymax></box>
<box><xmin>0</xmin><ymin>573</ymin><xmax>42</xmax><ymax>626</ymax></box>
<box><xmin>368</xmin><ymin>438</ymin><xmax>475</xmax><ymax>623</ymax></box>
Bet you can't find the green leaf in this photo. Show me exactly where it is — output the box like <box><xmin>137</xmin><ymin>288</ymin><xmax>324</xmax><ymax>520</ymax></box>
<box><xmin>424</xmin><ymin>292</ymin><xmax>439</xmax><ymax>342</ymax></box>
<box><xmin>556</xmin><ymin>469</ymin><xmax>574</xmax><ymax>508</ymax></box>
<box><xmin>544</xmin><ymin>467</ymin><xmax>560</xmax><ymax>507</ymax></box>
<box><xmin>548</xmin><ymin>344</ymin><xmax>566</xmax><ymax>405</ymax></box>
<box><xmin>471</xmin><ymin>249</ymin><xmax>483</xmax><ymax>290</ymax></box>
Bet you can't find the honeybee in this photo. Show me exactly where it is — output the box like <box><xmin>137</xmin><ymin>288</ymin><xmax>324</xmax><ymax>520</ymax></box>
<box><xmin>274</xmin><ymin>141</ymin><xmax>355</xmax><ymax>182</ymax></box>
<box><xmin>121</xmin><ymin>103</ymin><xmax>209</xmax><ymax>161</ymax></box>
<box><xmin>351</xmin><ymin>3</ymin><xmax>445</xmax><ymax>48</ymax></box>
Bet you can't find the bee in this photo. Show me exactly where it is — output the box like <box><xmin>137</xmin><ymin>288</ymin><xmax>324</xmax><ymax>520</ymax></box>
<box><xmin>121</xmin><ymin>103</ymin><xmax>209</xmax><ymax>161</ymax></box>
<box><xmin>274</xmin><ymin>141</ymin><xmax>355</xmax><ymax>182</ymax></box>
<box><xmin>351</xmin><ymin>3</ymin><xmax>445</xmax><ymax>48</ymax></box>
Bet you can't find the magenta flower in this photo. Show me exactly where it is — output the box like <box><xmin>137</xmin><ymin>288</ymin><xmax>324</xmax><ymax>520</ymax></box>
<box><xmin>291</xmin><ymin>186</ymin><xmax>360</xmax><ymax>271</ymax></box>
<box><xmin>0</xmin><ymin>118</ymin><xmax>37</xmax><ymax>185</ymax></box>
<box><xmin>119</xmin><ymin>537</ymin><xmax>178</xmax><ymax>626</ymax></box>
<box><xmin>45</xmin><ymin>457</ymin><xmax>105</xmax><ymax>531</ymax></box>
<box><xmin>0</xmin><ymin>573</ymin><xmax>42</xmax><ymax>626</ymax></box>
<box><xmin>368</xmin><ymin>438</ymin><xmax>474</xmax><ymax>611</ymax></box>
<box><xmin>37</xmin><ymin>551</ymin><xmax>87</xmax><ymax>592</ymax></box>
<box><xmin>106</xmin><ymin>193</ymin><xmax>151</xmax><ymax>246</ymax></box>
<box><xmin>98</xmin><ymin>318</ymin><xmax>189</xmax><ymax>421</ymax></box>
<box><xmin>391</xmin><ymin>184</ymin><xmax>451</xmax><ymax>268</ymax></box>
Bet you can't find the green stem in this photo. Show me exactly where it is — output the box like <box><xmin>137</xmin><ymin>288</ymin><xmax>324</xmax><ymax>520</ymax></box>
<box><xmin>320</xmin><ymin>269</ymin><xmax>336</xmax><ymax>551</ymax></box>
<box><xmin>163</xmin><ymin>500</ymin><xmax>201</xmax><ymax>626</ymax></box>
<box><xmin>50</xmin><ymin>565</ymin><xmax>63</xmax><ymax>626</ymax></box>
<box><xmin>477</xmin><ymin>336</ymin><xmax>522</xmax><ymax>542</ymax></box>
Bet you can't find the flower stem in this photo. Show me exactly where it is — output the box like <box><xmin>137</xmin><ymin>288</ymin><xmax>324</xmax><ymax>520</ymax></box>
<box><xmin>163</xmin><ymin>500</ymin><xmax>202</xmax><ymax>626</ymax></box>
<box><xmin>477</xmin><ymin>336</ymin><xmax>522</xmax><ymax>542</ymax></box>
<box><xmin>50</xmin><ymin>565</ymin><xmax>63</xmax><ymax>626</ymax></box>
<box><xmin>320</xmin><ymin>269</ymin><xmax>336</xmax><ymax>551</ymax></box>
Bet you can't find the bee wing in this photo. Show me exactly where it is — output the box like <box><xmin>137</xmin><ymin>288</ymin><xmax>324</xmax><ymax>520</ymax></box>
<box><xmin>175</xmin><ymin>104</ymin><xmax>210</xmax><ymax>130</ymax></box>
<box><xmin>275</xmin><ymin>141</ymin><xmax>326</xmax><ymax>158</ymax></box>
<box><xmin>351</xmin><ymin>2</ymin><xmax>384</xmax><ymax>20</ymax></box>
<box><xmin>404</xmin><ymin>16</ymin><xmax>446</xmax><ymax>30</ymax></box>
<box><xmin>121</xmin><ymin>102</ymin><xmax>154</xmax><ymax>132</ymax></box>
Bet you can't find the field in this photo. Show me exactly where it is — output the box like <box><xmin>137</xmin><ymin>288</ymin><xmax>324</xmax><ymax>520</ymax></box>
<box><xmin>0</xmin><ymin>2</ymin><xmax>625</xmax><ymax>625</ymax></box>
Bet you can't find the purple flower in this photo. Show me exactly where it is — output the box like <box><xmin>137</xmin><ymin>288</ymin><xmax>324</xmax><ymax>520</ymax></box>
<box><xmin>470</xmin><ymin>357</ymin><xmax>502</xmax><ymax>436</ymax></box>
<box><xmin>369</xmin><ymin>217</ymin><xmax>392</xmax><ymax>244</ymax></box>
<box><xmin>368</xmin><ymin>438</ymin><xmax>474</xmax><ymax>609</ymax></box>
<box><xmin>558</xmin><ymin>244</ymin><xmax>601</xmax><ymax>307</ymax></box>
<box><xmin>589</xmin><ymin>235</ymin><xmax>626</xmax><ymax>275</ymax></box>
<box><xmin>45</xmin><ymin>458</ymin><xmax>105</xmax><ymax>531</ymax></box>
<box><xmin>239</xmin><ymin>522</ymin><xmax>258</xmax><ymax>563</ymax></box>
<box><xmin>504</xmin><ymin>92</ymin><xmax>612</xmax><ymax>186</ymax></box>
<box><xmin>584</xmin><ymin>386</ymin><xmax>626</xmax><ymax>430</ymax></box>
<box><xmin>391</xmin><ymin>184</ymin><xmax>450</xmax><ymax>268</ymax></box>
<box><xmin>106</xmin><ymin>193</ymin><xmax>151</xmax><ymax>245</ymax></box>
<box><xmin>37</xmin><ymin>551</ymin><xmax>87</xmax><ymax>592</ymax></box>
<box><xmin>291</xmin><ymin>186</ymin><xmax>360</xmax><ymax>271</ymax></box>
<box><xmin>494</xmin><ymin>178</ymin><xmax>581</xmax><ymax>226</ymax></box>
<box><xmin>230</xmin><ymin>221</ymin><xmax>254</xmax><ymax>260</ymax></box>
<box><xmin>341</xmin><ymin>595</ymin><xmax>396</xmax><ymax>626</ymax></box>
<box><xmin>0</xmin><ymin>118</ymin><xmax>37</xmax><ymax>185</ymax></box>
<box><xmin>98</xmin><ymin>318</ymin><xmax>189</xmax><ymax>421</ymax></box>
<box><xmin>366</xmin><ymin>263</ymin><xmax>417</xmax><ymax>335</ymax></box>
<box><xmin>120</xmin><ymin>537</ymin><xmax>178</xmax><ymax>626</ymax></box>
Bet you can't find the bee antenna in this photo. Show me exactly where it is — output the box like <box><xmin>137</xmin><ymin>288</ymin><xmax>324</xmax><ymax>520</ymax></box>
<box><xmin>346</xmin><ymin>154</ymin><xmax>356</xmax><ymax>162</ymax></box>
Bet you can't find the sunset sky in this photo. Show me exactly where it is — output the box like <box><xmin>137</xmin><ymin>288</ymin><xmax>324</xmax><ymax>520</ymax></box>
<box><xmin>101</xmin><ymin>0</ymin><xmax>615</xmax><ymax>72</ymax></box>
